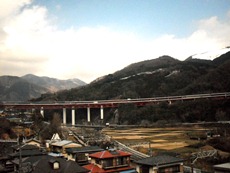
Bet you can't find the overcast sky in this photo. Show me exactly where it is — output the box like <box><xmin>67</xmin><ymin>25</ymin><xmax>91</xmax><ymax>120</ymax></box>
<box><xmin>0</xmin><ymin>0</ymin><xmax>230</xmax><ymax>83</ymax></box>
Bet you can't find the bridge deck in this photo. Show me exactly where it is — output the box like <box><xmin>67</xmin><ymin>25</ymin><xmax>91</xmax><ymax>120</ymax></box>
<box><xmin>1</xmin><ymin>92</ymin><xmax>229</xmax><ymax>109</ymax></box>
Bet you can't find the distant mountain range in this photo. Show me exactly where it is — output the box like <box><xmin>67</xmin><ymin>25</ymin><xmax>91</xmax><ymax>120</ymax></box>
<box><xmin>21</xmin><ymin>74</ymin><xmax>86</xmax><ymax>92</ymax></box>
<box><xmin>0</xmin><ymin>74</ymin><xmax>86</xmax><ymax>101</ymax></box>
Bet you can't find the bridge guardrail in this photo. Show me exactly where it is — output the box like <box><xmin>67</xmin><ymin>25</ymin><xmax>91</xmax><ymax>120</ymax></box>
<box><xmin>1</xmin><ymin>92</ymin><xmax>230</xmax><ymax>109</ymax></box>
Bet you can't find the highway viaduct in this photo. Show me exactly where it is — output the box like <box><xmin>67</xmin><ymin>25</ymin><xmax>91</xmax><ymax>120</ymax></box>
<box><xmin>1</xmin><ymin>92</ymin><xmax>230</xmax><ymax>126</ymax></box>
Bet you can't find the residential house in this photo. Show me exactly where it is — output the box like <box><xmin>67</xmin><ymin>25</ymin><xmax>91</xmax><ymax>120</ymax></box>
<box><xmin>10</xmin><ymin>144</ymin><xmax>45</xmax><ymax>157</ymax></box>
<box><xmin>6</xmin><ymin>144</ymin><xmax>46</xmax><ymax>172</ymax></box>
<box><xmin>83</xmin><ymin>149</ymin><xmax>137</xmax><ymax>173</ymax></box>
<box><xmin>51</xmin><ymin>133</ymin><xmax>61</xmax><ymax>142</ymax></box>
<box><xmin>24</xmin><ymin>138</ymin><xmax>41</xmax><ymax>147</ymax></box>
<box><xmin>50</xmin><ymin>140</ymin><xmax>82</xmax><ymax>157</ymax></box>
<box><xmin>11</xmin><ymin>155</ymin><xmax>90</xmax><ymax>173</ymax></box>
<box><xmin>66</xmin><ymin>146</ymin><xmax>104</xmax><ymax>165</ymax></box>
<box><xmin>134</xmin><ymin>155</ymin><xmax>184</xmax><ymax>173</ymax></box>
<box><xmin>45</xmin><ymin>133</ymin><xmax>61</xmax><ymax>151</ymax></box>
<box><xmin>0</xmin><ymin>156</ymin><xmax>12</xmax><ymax>172</ymax></box>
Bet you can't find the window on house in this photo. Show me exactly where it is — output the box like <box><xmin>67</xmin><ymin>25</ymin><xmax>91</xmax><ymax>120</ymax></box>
<box><xmin>95</xmin><ymin>159</ymin><xmax>100</xmax><ymax>164</ymax></box>
<box><xmin>140</xmin><ymin>165</ymin><xmax>150</xmax><ymax>173</ymax></box>
<box><xmin>77</xmin><ymin>153</ymin><xmax>87</xmax><ymax>161</ymax></box>
<box><xmin>117</xmin><ymin>157</ymin><xmax>128</xmax><ymax>166</ymax></box>
<box><xmin>53</xmin><ymin>162</ymin><xmax>60</xmax><ymax>170</ymax></box>
<box><xmin>102</xmin><ymin>159</ymin><xmax>113</xmax><ymax>168</ymax></box>
<box><xmin>49</xmin><ymin>160</ymin><xmax>60</xmax><ymax>170</ymax></box>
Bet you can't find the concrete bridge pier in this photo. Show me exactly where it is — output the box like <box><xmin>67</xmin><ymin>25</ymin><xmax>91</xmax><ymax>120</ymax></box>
<box><xmin>87</xmin><ymin>107</ymin><xmax>90</xmax><ymax>122</ymax></box>
<box><xmin>72</xmin><ymin>107</ymin><xmax>75</xmax><ymax>126</ymax></box>
<box><xmin>100</xmin><ymin>105</ymin><xmax>104</xmax><ymax>120</ymax></box>
<box><xmin>40</xmin><ymin>107</ymin><xmax>44</xmax><ymax>117</ymax></box>
<box><xmin>63</xmin><ymin>108</ymin><xmax>66</xmax><ymax>125</ymax></box>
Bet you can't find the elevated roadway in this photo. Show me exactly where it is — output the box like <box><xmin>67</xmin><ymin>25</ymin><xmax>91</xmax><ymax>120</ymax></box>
<box><xmin>1</xmin><ymin>92</ymin><xmax>229</xmax><ymax>126</ymax></box>
<box><xmin>1</xmin><ymin>92</ymin><xmax>230</xmax><ymax>109</ymax></box>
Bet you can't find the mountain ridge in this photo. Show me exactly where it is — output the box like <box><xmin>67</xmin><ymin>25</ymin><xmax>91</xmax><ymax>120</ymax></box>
<box><xmin>31</xmin><ymin>51</ymin><xmax>230</xmax><ymax>124</ymax></box>
<box><xmin>21</xmin><ymin>74</ymin><xmax>86</xmax><ymax>92</ymax></box>
<box><xmin>0</xmin><ymin>74</ymin><xmax>86</xmax><ymax>101</ymax></box>
<box><xmin>34</xmin><ymin>50</ymin><xmax>229</xmax><ymax>103</ymax></box>
<box><xmin>1</xmin><ymin>49</ymin><xmax>230</xmax><ymax>124</ymax></box>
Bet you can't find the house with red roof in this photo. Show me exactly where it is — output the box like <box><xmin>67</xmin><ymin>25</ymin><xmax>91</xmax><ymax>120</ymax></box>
<box><xmin>83</xmin><ymin>149</ymin><xmax>137</xmax><ymax>173</ymax></box>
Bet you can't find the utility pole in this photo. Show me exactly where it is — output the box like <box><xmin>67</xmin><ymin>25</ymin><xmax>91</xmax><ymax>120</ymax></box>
<box><xmin>18</xmin><ymin>139</ymin><xmax>22</xmax><ymax>173</ymax></box>
<box><xmin>18</xmin><ymin>135</ymin><xmax>26</xmax><ymax>173</ymax></box>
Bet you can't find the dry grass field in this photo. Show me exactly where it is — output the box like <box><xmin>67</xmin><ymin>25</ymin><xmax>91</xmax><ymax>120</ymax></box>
<box><xmin>102</xmin><ymin>126</ymin><xmax>212</xmax><ymax>154</ymax></box>
<box><xmin>102</xmin><ymin>125</ymin><xmax>230</xmax><ymax>172</ymax></box>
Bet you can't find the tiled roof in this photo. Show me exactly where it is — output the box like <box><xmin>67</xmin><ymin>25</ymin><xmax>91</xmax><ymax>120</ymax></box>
<box><xmin>66</xmin><ymin>146</ymin><xmax>104</xmax><ymax>154</ymax></box>
<box><xmin>135</xmin><ymin>155</ymin><xmax>184</xmax><ymax>166</ymax></box>
<box><xmin>25</xmin><ymin>138</ymin><xmax>41</xmax><ymax>144</ymax></box>
<box><xmin>51</xmin><ymin>140</ymin><xmax>73</xmax><ymax>147</ymax></box>
<box><xmin>89</xmin><ymin>150</ymin><xmax>131</xmax><ymax>159</ymax></box>
<box><xmin>84</xmin><ymin>164</ymin><xmax>105</xmax><ymax>173</ymax></box>
<box><xmin>9</xmin><ymin>150</ymin><xmax>45</xmax><ymax>157</ymax></box>
<box><xmin>12</xmin><ymin>144</ymin><xmax>39</xmax><ymax>151</ymax></box>
<box><xmin>14</xmin><ymin>155</ymin><xmax>89</xmax><ymax>173</ymax></box>
<box><xmin>63</xmin><ymin>160</ymin><xmax>90</xmax><ymax>173</ymax></box>
<box><xmin>83</xmin><ymin>164</ymin><xmax>135</xmax><ymax>173</ymax></box>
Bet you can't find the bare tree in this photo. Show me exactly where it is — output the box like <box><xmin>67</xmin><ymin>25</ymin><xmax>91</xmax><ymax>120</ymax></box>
<box><xmin>40</xmin><ymin>113</ymin><xmax>62</xmax><ymax>140</ymax></box>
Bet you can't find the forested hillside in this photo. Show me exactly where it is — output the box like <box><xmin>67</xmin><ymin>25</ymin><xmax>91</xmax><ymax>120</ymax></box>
<box><xmin>34</xmin><ymin>52</ymin><xmax>230</xmax><ymax>124</ymax></box>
